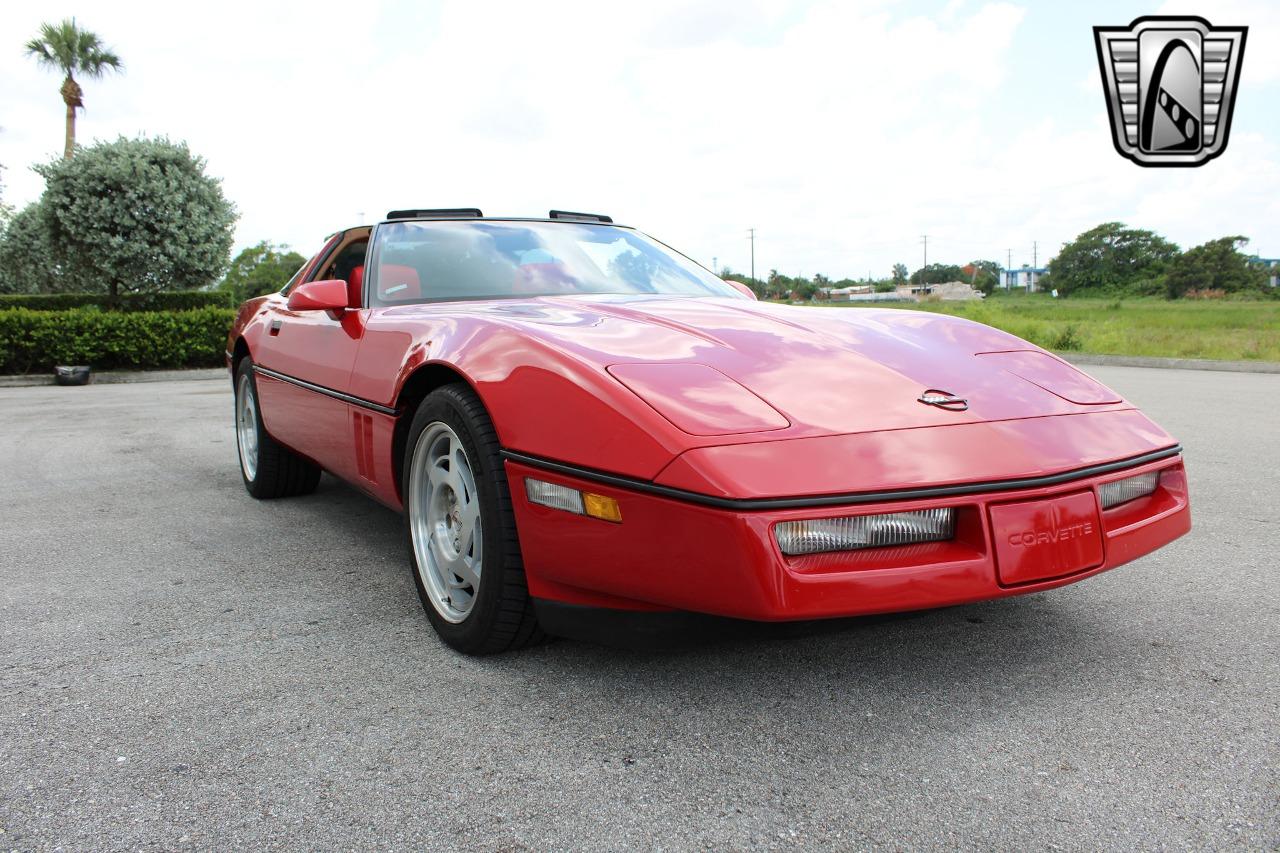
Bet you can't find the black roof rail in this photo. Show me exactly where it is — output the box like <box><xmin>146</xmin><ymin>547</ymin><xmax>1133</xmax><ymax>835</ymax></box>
<box><xmin>386</xmin><ymin>208</ymin><xmax>483</xmax><ymax>220</ymax></box>
<box><xmin>549</xmin><ymin>210</ymin><xmax>613</xmax><ymax>224</ymax></box>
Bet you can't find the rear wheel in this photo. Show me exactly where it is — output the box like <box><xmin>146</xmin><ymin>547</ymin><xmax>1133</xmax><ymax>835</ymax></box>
<box><xmin>404</xmin><ymin>384</ymin><xmax>543</xmax><ymax>654</ymax></box>
<box><xmin>234</xmin><ymin>359</ymin><xmax>321</xmax><ymax>499</ymax></box>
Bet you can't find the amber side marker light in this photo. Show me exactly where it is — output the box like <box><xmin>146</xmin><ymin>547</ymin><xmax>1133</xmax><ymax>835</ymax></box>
<box><xmin>524</xmin><ymin>478</ymin><xmax>622</xmax><ymax>523</ymax></box>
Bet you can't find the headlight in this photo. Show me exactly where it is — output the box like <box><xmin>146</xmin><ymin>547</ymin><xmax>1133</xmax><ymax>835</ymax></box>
<box><xmin>1098</xmin><ymin>471</ymin><xmax>1159</xmax><ymax>509</ymax></box>
<box><xmin>524</xmin><ymin>478</ymin><xmax>622</xmax><ymax>522</ymax></box>
<box><xmin>775</xmin><ymin>508</ymin><xmax>954</xmax><ymax>556</ymax></box>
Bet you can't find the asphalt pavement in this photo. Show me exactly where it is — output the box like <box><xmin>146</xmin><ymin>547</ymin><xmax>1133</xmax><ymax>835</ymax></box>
<box><xmin>0</xmin><ymin>366</ymin><xmax>1276</xmax><ymax>850</ymax></box>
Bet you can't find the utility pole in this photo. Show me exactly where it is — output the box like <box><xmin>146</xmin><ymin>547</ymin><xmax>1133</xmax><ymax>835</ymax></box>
<box><xmin>712</xmin><ymin>256</ymin><xmax>718</xmax><ymax>276</ymax></box>
<box><xmin>921</xmin><ymin>233</ymin><xmax>931</xmax><ymax>289</ymax></box>
<box><xmin>748</xmin><ymin>228</ymin><xmax>756</xmax><ymax>283</ymax></box>
<box><xmin>1032</xmin><ymin>241</ymin><xmax>1038</xmax><ymax>292</ymax></box>
<box><xmin>1007</xmin><ymin>248</ymin><xmax>1012</xmax><ymax>289</ymax></box>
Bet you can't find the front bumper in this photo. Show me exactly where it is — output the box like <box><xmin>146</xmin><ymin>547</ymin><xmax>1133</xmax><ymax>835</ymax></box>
<box><xmin>505</xmin><ymin>453</ymin><xmax>1190</xmax><ymax>621</ymax></box>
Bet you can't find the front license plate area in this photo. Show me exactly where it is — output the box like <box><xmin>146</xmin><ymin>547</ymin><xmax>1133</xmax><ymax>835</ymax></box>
<box><xmin>990</xmin><ymin>491</ymin><xmax>1104</xmax><ymax>586</ymax></box>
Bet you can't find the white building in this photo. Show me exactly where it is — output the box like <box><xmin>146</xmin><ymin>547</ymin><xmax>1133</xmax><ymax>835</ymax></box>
<box><xmin>821</xmin><ymin>285</ymin><xmax>874</xmax><ymax>301</ymax></box>
<box><xmin>1001</xmin><ymin>266</ymin><xmax>1048</xmax><ymax>292</ymax></box>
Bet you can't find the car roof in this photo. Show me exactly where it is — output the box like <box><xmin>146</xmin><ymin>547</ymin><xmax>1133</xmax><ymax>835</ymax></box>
<box><xmin>327</xmin><ymin>216</ymin><xmax>634</xmax><ymax>243</ymax></box>
<box><xmin>374</xmin><ymin>209</ymin><xmax>628</xmax><ymax>228</ymax></box>
<box><xmin>374</xmin><ymin>216</ymin><xmax>632</xmax><ymax>228</ymax></box>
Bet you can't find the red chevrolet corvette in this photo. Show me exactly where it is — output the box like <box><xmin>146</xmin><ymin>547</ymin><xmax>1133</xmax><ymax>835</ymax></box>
<box><xmin>227</xmin><ymin>209</ymin><xmax>1190</xmax><ymax>653</ymax></box>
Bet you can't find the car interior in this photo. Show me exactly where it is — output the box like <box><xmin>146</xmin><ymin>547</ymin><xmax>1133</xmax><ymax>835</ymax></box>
<box><xmin>311</xmin><ymin>228</ymin><xmax>370</xmax><ymax>308</ymax></box>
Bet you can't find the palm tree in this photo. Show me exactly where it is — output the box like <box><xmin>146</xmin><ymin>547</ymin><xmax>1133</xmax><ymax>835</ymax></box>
<box><xmin>25</xmin><ymin>19</ymin><xmax>122</xmax><ymax>159</ymax></box>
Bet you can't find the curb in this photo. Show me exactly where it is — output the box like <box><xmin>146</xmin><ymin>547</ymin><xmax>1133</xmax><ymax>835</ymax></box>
<box><xmin>1057</xmin><ymin>352</ymin><xmax>1280</xmax><ymax>375</ymax></box>
<box><xmin>0</xmin><ymin>368</ymin><xmax>227</xmax><ymax>389</ymax></box>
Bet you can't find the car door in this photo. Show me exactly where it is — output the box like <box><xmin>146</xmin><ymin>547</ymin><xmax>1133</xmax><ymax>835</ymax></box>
<box><xmin>253</xmin><ymin>230</ymin><xmax>370</xmax><ymax>481</ymax></box>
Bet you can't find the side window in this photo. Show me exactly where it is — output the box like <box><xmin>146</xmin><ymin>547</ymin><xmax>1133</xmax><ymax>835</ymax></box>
<box><xmin>282</xmin><ymin>236</ymin><xmax>340</xmax><ymax>295</ymax></box>
<box><xmin>322</xmin><ymin>240</ymin><xmax>369</xmax><ymax>285</ymax></box>
<box><xmin>280</xmin><ymin>260</ymin><xmax>309</xmax><ymax>294</ymax></box>
<box><xmin>310</xmin><ymin>229</ymin><xmax>372</xmax><ymax>286</ymax></box>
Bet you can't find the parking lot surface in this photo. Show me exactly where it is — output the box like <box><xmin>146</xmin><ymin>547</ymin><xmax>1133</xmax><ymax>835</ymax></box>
<box><xmin>1</xmin><ymin>366</ymin><xmax>1277</xmax><ymax>850</ymax></box>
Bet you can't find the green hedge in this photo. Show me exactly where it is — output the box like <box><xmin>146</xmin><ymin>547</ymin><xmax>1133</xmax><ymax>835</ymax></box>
<box><xmin>0</xmin><ymin>308</ymin><xmax>236</xmax><ymax>374</ymax></box>
<box><xmin>0</xmin><ymin>290</ymin><xmax>233</xmax><ymax>312</ymax></box>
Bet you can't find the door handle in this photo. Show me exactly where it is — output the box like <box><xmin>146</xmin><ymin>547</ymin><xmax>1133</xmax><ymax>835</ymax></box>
<box><xmin>269</xmin><ymin>319</ymin><xmax>282</xmax><ymax>336</ymax></box>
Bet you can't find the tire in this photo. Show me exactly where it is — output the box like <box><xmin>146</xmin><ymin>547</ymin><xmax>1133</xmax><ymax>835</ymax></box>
<box><xmin>403</xmin><ymin>383</ymin><xmax>544</xmax><ymax>654</ymax></box>
<box><xmin>233</xmin><ymin>358</ymin><xmax>322</xmax><ymax>499</ymax></box>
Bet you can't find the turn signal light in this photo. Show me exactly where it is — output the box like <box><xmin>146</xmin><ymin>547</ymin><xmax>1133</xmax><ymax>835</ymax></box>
<box><xmin>524</xmin><ymin>478</ymin><xmax>622</xmax><ymax>523</ymax></box>
<box><xmin>775</xmin><ymin>508</ymin><xmax>954</xmax><ymax>556</ymax></box>
<box><xmin>1098</xmin><ymin>471</ymin><xmax>1160</xmax><ymax>509</ymax></box>
<box><xmin>582</xmin><ymin>493</ymin><xmax>623</xmax><ymax>523</ymax></box>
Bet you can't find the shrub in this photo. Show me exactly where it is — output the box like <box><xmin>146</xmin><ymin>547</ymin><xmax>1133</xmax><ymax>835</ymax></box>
<box><xmin>0</xmin><ymin>307</ymin><xmax>235</xmax><ymax>373</ymax></box>
<box><xmin>0</xmin><ymin>290</ymin><xmax>232</xmax><ymax>311</ymax></box>
<box><xmin>35</xmin><ymin>136</ymin><xmax>237</xmax><ymax>297</ymax></box>
<box><xmin>0</xmin><ymin>202</ymin><xmax>95</xmax><ymax>294</ymax></box>
<box><xmin>1050</xmin><ymin>324</ymin><xmax>1083</xmax><ymax>351</ymax></box>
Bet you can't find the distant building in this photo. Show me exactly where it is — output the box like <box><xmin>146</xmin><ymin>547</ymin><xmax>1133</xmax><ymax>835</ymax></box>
<box><xmin>1248</xmin><ymin>256</ymin><xmax>1279</xmax><ymax>287</ymax></box>
<box><xmin>840</xmin><ymin>291</ymin><xmax>914</xmax><ymax>303</ymax></box>
<box><xmin>1001</xmin><ymin>266</ymin><xmax>1048</xmax><ymax>292</ymax></box>
<box><xmin>821</xmin><ymin>285</ymin><xmax>874</xmax><ymax>301</ymax></box>
<box><xmin>895</xmin><ymin>281</ymin><xmax>984</xmax><ymax>301</ymax></box>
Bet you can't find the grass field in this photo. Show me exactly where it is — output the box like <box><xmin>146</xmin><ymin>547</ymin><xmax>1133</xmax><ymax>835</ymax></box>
<box><xmin>817</xmin><ymin>295</ymin><xmax>1280</xmax><ymax>362</ymax></box>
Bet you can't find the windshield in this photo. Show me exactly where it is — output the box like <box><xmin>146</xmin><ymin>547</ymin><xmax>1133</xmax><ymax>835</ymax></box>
<box><xmin>366</xmin><ymin>220</ymin><xmax>741</xmax><ymax>305</ymax></box>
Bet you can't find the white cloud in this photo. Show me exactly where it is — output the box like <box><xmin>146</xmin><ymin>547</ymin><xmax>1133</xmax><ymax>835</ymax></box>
<box><xmin>1</xmin><ymin>0</ymin><xmax>1276</xmax><ymax>278</ymax></box>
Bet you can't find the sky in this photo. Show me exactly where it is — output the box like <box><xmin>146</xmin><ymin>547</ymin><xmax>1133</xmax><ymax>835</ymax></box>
<box><xmin>1</xmin><ymin>0</ymin><xmax>1277</xmax><ymax>279</ymax></box>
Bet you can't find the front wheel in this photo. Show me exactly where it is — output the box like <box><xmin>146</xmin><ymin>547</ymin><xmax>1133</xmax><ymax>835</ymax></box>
<box><xmin>404</xmin><ymin>384</ymin><xmax>543</xmax><ymax>654</ymax></box>
<box><xmin>233</xmin><ymin>359</ymin><xmax>321</xmax><ymax>499</ymax></box>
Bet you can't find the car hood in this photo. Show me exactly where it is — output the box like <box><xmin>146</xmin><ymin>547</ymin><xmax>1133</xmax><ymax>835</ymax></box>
<box><xmin>390</xmin><ymin>294</ymin><xmax>1130</xmax><ymax>440</ymax></box>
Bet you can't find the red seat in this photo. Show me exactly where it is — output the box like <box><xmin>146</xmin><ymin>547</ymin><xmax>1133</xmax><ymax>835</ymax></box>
<box><xmin>347</xmin><ymin>265</ymin><xmax>364</xmax><ymax>308</ymax></box>
<box><xmin>378</xmin><ymin>264</ymin><xmax>422</xmax><ymax>300</ymax></box>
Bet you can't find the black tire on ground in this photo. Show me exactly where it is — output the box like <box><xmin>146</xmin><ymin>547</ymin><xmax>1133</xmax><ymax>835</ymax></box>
<box><xmin>233</xmin><ymin>358</ymin><xmax>322</xmax><ymax>500</ymax></box>
<box><xmin>403</xmin><ymin>383</ymin><xmax>545</xmax><ymax>654</ymax></box>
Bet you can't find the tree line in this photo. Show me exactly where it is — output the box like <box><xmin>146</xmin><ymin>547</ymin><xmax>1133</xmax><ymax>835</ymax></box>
<box><xmin>721</xmin><ymin>259</ymin><xmax>1004</xmax><ymax>301</ymax></box>
<box><xmin>721</xmin><ymin>223</ymin><xmax>1274</xmax><ymax>302</ymax></box>
<box><xmin>1043</xmin><ymin>223</ymin><xmax>1272</xmax><ymax>299</ymax></box>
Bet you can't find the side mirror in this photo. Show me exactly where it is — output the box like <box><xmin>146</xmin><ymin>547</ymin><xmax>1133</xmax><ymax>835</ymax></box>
<box><xmin>725</xmin><ymin>279</ymin><xmax>758</xmax><ymax>300</ymax></box>
<box><xmin>287</xmin><ymin>279</ymin><xmax>349</xmax><ymax>314</ymax></box>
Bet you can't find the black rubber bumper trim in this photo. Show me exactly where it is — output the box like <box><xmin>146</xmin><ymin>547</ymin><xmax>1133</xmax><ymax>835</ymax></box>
<box><xmin>502</xmin><ymin>444</ymin><xmax>1184</xmax><ymax>511</ymax></box>
<box><xmin>252</xmin><ymin>365</ymin><xmax>398</xmax><ymax>416</ymax></box>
